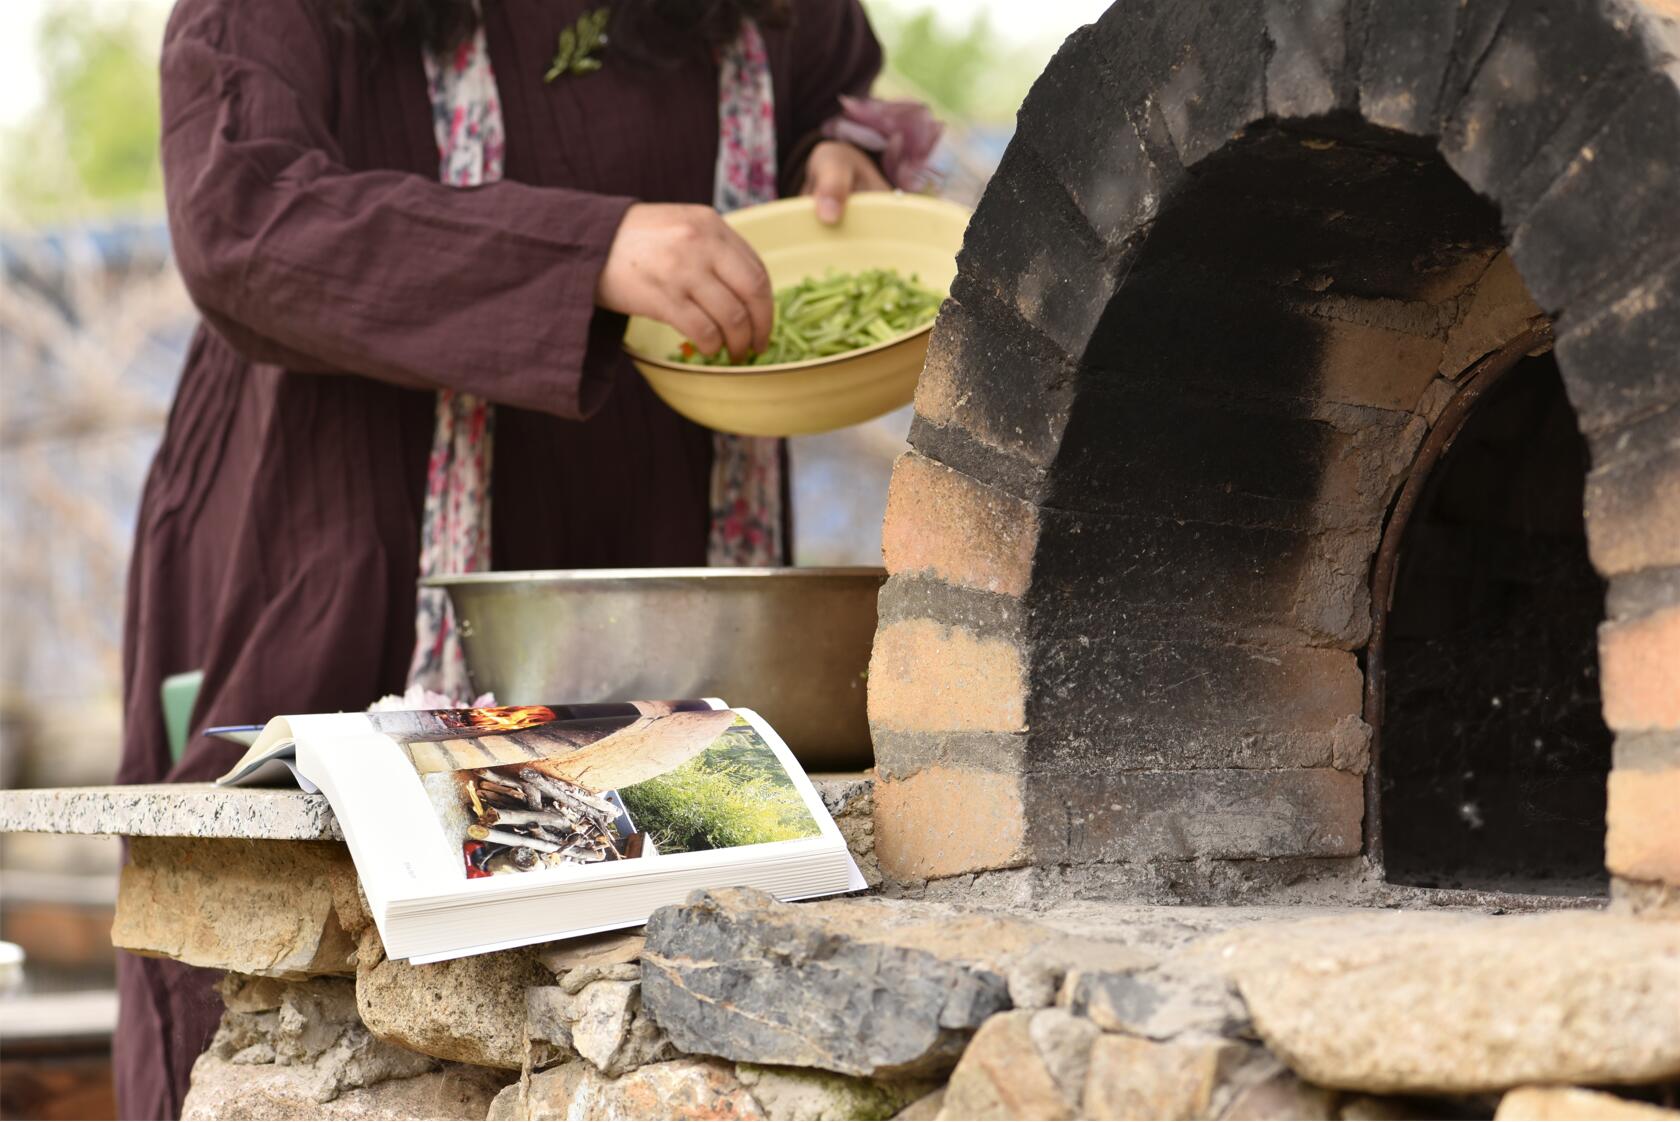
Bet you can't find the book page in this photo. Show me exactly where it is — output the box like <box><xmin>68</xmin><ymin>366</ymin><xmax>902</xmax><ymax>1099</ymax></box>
<box><xmin>362</xmin><ymin>702</ymin><xmax>827</xmax><ymax>886</ymax></box>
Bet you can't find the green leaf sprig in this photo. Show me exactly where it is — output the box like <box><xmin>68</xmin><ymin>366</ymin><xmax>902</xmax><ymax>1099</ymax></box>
<box><xmin>545</xmin><ymin>7</ymin><xmax>609</xmax><ymax>82</ymax></box>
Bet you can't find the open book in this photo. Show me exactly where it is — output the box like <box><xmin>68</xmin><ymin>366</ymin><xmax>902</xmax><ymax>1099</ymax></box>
<box><xmin>216</xmin><ymin>699</ymin><xmax>863</xmax><ymax>963</ymax></box>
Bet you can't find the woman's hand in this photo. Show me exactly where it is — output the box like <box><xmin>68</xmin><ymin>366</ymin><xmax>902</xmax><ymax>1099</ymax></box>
<box><xmin>801</xmin><ymin>140</ymin><xmax>891</xmax><ymax>225</ymax></box>
<box><xmin>595</xmin><ymin>203</ymin><xmax>773</xmax><ymax>362</ymax></box>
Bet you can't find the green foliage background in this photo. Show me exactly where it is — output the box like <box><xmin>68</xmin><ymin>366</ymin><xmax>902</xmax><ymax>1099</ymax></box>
<box><xmin>3</xmin><ymin>1</ymin><xmax>164</xmax><ymax>221</ymax></box>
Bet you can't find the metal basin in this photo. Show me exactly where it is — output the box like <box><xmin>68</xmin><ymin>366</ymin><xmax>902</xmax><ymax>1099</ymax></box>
<box><xmin>424</xmin><ymin>567</ymin><xmax>885</xmax><ymax>770</ymax></box>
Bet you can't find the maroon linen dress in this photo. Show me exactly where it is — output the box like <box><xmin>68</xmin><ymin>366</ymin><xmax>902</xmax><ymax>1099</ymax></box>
<box><xmin>117</xmin><ymin>1</ymin><xmax>880</xmax><ymax>1115</ymax></box>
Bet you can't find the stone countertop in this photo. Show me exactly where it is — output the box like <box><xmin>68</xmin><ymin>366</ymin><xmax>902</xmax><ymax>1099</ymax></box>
<box><xmin>0</xmin><ymin>774</ymin><xmax>873</xmax><ymax>843</ymax></box>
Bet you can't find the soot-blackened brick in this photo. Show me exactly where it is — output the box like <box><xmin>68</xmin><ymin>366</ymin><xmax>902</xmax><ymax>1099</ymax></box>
<box><xmin>1015</xmin><ymin>28</ymin><xmax>1183</xmax><ymax>250</ymax></box>
<box><xmin>1028</xmin><ymin>509</ymin><xmax>1373</xmax><ymax>648</ymax></box>
<box><xmin>913</xmin><ymin>291</ymin><xmax>1079</xmax><ymax>486</ymax></box>
<box><xmin>1025</xmin><ymin>767</ymin><xmax>1365</xmax><ymax>863</ymax></box>
<box><xmin>1357</xmin><ymin>0</ymin><xmax>1460</xmax><ymax>135</ymax></box>
<box><xmin>1555</xmin><ymin>255</ymin><xmax>1680</xmax><ymax>436</ymax></box>
<box><xmin>1583</xmin><ymin>404</ymin><xmax>1680</xmax><ymax>575</ymax></box>
<box><xmin>1442</xmin><ymin>0</ymin><xmax>1648</xmax><ymax>214</ymax></box>
<box><xmin>1509</xmin><ymin>73</ymin><xmax>1680</xmax><ymax>313</ymax></box>
<box><xmin>1022</xmin><ymin>634</ymin><xmax>1363</xmax><ymax>771</ymax></box>
<box><xmin>953</xmin><ymin>146</ymin><xmax>1122</xmax><ymax>362</ymax></box>
<box><xmin>1263</xmin><ymin>0</ymin><xmax>1355</xmax><ymax>119</ymax></box>
<box><xmin>1090</xmin><ymin>0</ymin><xmax>1269</xmax><ymax>166</ymax></box>
<box><xmin>1046</xmin><ymin>385</ymin><xmax>1345</xmax><ymax>525</ymax></box>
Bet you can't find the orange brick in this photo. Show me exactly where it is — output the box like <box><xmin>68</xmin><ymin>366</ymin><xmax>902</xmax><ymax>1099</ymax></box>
<box><xmin>882</xmin><ymin>452</ymin><xmax>1038</xmax><ymax>597</ymax></box>
<box><xmin>1600</xmin><ymin>606</ymin><xmax>1680</xmax><ymax>730</ymax></box>
<box><xmin>874</xmin><ymin>766</ymin><xmax>1028</xmax><ymax>880</ymax></box>
<box><xmin>1606</xmin><ymin>768</ymin><xmax>1680</xmax><ymax>884</ymax></box>
<box><xmin>868</xmin><ymin>619</ymin><xmax>1026</xmax><ymax>734</ymax></box>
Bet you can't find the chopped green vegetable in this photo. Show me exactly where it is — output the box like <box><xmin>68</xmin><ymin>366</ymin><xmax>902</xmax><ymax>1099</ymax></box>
<box><xmin>670</xmin><ymin>267</ymin><xmax>943</xmax><ymax>366</ymax></box>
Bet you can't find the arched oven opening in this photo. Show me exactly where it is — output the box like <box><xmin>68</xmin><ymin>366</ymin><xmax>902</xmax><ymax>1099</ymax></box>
<box><xmin>1370</xmin><ymin>346</ymin><xmax>1612</xmax><ymax>895</ymax></box>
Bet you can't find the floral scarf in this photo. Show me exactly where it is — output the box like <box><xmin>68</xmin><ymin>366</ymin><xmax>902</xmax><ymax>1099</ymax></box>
<box><xmin>409</xmin><ymin>20</ymin><xmax>784</xmax><ymax>699</ymax></box>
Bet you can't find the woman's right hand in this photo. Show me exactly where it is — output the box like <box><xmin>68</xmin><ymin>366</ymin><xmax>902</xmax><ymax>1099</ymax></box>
<box><xmin>595</xmin><ymin>203</ymin><xmax>773</xmax><ymax>363</ymax></box>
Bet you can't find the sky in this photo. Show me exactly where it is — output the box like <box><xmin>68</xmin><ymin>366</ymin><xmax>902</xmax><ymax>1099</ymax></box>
<box><xmin>0</xmin><ymin>0</ymin><xmax>1114</xmax><ymax>130</ymax></box>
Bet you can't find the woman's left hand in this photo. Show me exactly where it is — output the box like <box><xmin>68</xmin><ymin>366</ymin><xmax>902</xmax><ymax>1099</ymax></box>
<box><xmin>801</xmin><ymin>140</ymin><xmax>891</xmax><ymax>226</ymax></box>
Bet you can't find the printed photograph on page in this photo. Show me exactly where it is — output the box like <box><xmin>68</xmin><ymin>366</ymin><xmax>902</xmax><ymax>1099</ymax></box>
<box><xmin>365</xmin><ymin>703</ymin><xmax>820</xmax><ymax>878</ymax></box>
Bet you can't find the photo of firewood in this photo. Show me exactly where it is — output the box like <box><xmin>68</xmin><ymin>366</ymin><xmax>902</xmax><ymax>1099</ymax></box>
<box><xmin>373</xmin><ymin>703</ymin><xmax>819</xmax><ymax>878</ymax></box>
<box><xmin>455</xmin><ymin>762</ymin><xmax>644</xmax><ymax>877</ymax></box>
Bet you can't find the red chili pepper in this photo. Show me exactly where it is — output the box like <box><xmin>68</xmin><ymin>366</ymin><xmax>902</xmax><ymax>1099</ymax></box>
<box><xmin>679</xmin><ymin>341</ymin><xmax>697</xmax><ymax>358</ymax></box>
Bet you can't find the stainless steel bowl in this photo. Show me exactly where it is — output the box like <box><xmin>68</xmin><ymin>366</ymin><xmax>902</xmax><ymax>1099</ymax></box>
<box><xmin>424</xmin><ymin>567</ymin><xmax>885</xmax><ymax>770</ymax></box>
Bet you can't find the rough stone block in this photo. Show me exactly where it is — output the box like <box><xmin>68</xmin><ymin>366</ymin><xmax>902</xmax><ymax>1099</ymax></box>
<box><xmin>1081</xmin><ymin>1034</ymin><xmax>1247</xmax><ymax>1121</ymax></box>
<box><xmin>1495</xmin><ymin>1086</ymin><xmax>1680</xmax><ymax>1121</ymax></box>
<box><xmin>1211</xmin><ymin>911</ymin><xmax>1680</xmax><ymax>1093</ymax></box>
<box><xmin>1219</xmin><ymin>1063</ymin><xmax>1339</xmax><ymax>1120</ymax></box>
<box><xmin>491</xmin><ymin>1058</ymin><xmax>763</xmax><ymax>1121</ymax></box>
<box><xmin>1026</xmin><ymin>768</ymin><xmax>1365</xmax><ymax>863</ymax></box>
<box><xmin>734</xmin><ymin>1063</ymin><xmax>934</xmax><ymax>1122</ymax></box>
<box><xmin>1606</xmin><ymin>768</ymin><xmax>1680</xmax><ymax>884</ymax></box>
<box><xmin>113</xmin><ymin>837</ymin><xmax>365</xmax><ymax>978</ymax></box>
<box><xmin>873</xmin><ymin>766</ymin><xmax>1029</xmax><ymax>882</ymax></box>
<box><xmin>199</xmin><ymin>977</ymin><xmax>438</xmax><ymax>1105</ymax></box>
<box><xmin>935</xmin><ymin>1009</ymin><xmax>1095</xmax><ymax>1121</ymax></box>
<box><xmin>817</xmin><ymin>774</ymin><xmax>880</xmax><ymax>888</ymax></box>
<box><xmin>526</xmin><ymin>975</ymin><xmax>675</xmax><ymax>1077</ymax></box>
<box><xmin>1024</xmin><ymin>638</ymin><xmax>1364</xmax><ymax>772</ymax></box>
<box><xmin>1065</xmin><ymin>964</ymin><xmax>1248</xmax><ymax>1041</ymax></box>
<box><xmin>882</xmin><ymin>452</ymin><xmax>1038</xmax><ymax>598</ymax></box>
<box><xmin>868</xmin><ymin>618</ymin><xmax>1026</xmax><ymax>735</ymax></box>
<box><xmin>1555</xmin><ymin>256</ymin><xmax>1680</xmax><ymax>435</ymax></box>
<box><xmin>1599</xmin><ymin>604</ymin><xmax>1680</xmax><ymax>730</ymax></box>
<box><xmin>640</xmin><ymin>889</ymin><xmax>1024</xmax><ymax>1079</ymax></box>
<box><xmin>535</xmin><ymin>930</ymin><xmax>645</xmax><ymax>976</ymax></box>
<box><xmin>356</xmin><ymin>943</ymin><xmax>550</xmax><ymax>1070</ymax></box>
<box><xmin>182</xmin><ymin>1055</ymin><xmax>505</xmax><ymax>1122</ymax></box>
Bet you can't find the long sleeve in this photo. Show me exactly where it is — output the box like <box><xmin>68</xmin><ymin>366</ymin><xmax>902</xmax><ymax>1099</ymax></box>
<box><xmin>160</xmin><ymin>0</ymin><xmax>633</xmax><ymax>418</ymax></box>
<box><xmin>776</xmin><ymin>0</ymin><xmax>884</xmax><ymax>195</ymax></box>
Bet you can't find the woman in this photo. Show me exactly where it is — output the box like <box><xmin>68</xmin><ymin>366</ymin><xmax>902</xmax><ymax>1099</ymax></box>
<box><xmin>117</xmin><ymin>0</ymin><xmax>925</xmax><ymax>1114</ymax></box>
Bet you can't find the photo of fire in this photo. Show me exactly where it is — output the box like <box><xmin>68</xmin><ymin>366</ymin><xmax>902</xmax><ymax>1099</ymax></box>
<box><xmin>365</xmin><ymin>702</ymin><xmax>821</xmax><ymax>878</ymax></box>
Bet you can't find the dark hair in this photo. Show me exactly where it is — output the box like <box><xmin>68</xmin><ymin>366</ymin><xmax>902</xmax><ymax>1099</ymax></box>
<box><xmin>340</xmin><ymin>0</ymin><xmax>790</xmax><ymax>62</ymax></box>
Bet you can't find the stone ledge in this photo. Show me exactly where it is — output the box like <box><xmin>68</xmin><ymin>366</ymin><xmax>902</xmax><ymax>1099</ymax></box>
<box><xmin>0</xmin><ymin>784</ymin><xmax>344</xmax><ymax>841</ymax></box>
<box><xmin>0</xmin><ymin>776</ymin><xmax>872</xmax><ymax>844</ymax></box>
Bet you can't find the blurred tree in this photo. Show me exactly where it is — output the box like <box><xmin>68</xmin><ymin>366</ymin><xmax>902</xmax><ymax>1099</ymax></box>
<box><xmin>864</xmin><ymin>3</ymin><xmax>1043</xmax><ymax>124</ymax></box>
<box><xmin>2</xmin><ymin>1</ymin><xmax>164</xmax><ymax>221</ymax></box>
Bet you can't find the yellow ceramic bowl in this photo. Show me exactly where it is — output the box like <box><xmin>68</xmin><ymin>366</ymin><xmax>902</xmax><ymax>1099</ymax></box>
<box><xmin>622</xmin><ymin>192</ymin><xmax>971</xmax><ymax>437</ymax></box>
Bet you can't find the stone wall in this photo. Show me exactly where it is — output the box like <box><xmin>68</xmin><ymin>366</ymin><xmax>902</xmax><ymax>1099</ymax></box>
<box><xmin>150</xmin><ymin>867</ymin><xmax>1680</xmax><ymax>1121</ymax></box>
<box><xmin>868</xmin><ymin>0</ymin><xmax>1680</xmax><ymax>904</ymax></box>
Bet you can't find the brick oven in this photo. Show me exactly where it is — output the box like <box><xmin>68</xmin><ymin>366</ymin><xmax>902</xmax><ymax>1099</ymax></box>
<box><xmin>869</xmin><ymin>0</ymin><xmax>1679</xmax><ymax>908</ymax></box>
